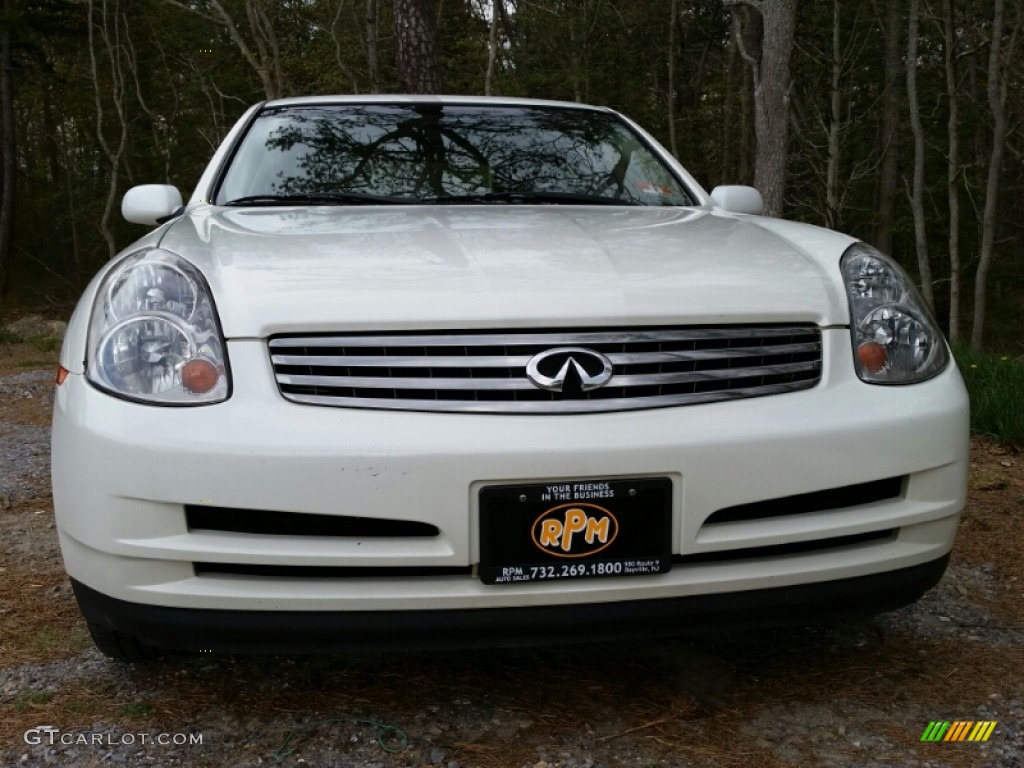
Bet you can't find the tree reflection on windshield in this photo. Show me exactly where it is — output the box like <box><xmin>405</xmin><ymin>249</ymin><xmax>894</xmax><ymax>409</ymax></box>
<box><xmin>220</xmin><ymin>104</ymin><xmax>692</xmax><ymax>206</ymax></box>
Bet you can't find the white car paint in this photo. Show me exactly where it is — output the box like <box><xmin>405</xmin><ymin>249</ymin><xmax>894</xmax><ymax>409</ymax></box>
<box><xmin>154</xmin><ymin>206</ymin><xmax>853</xmax><ymax>337</ymax></box>
<box><xmin>52</xmin><ymin>95</ymin><xmax>969</xmax><ymax>656</ymax></box>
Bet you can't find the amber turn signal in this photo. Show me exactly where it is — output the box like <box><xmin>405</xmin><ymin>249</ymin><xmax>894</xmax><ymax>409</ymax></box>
<box><xmin>181</xmin><ymin>358</ymin><xmax>220</xmax><ymax>394</ymax></box>
<box><xmin>55</xmin><ymin>365</ymin><xmax>70</xmax><ymax>386</ymax></box>
<box><xmin>857</xmin><ymin>342</ymin><xmax>888</xmax><ymax>373</ymax></box>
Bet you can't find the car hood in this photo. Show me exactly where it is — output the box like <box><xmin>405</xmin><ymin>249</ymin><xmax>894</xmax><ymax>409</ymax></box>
<box><xmin>158</xmin><ymin>206</ymin><xmax>855</xmax><ymax>337</ymax></box>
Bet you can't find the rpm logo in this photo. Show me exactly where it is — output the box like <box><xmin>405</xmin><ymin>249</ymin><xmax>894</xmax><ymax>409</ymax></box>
<box><xmin>531</xmin><ymin>503</ymin><xmax>618</xmax><ymax>558</ymax></box>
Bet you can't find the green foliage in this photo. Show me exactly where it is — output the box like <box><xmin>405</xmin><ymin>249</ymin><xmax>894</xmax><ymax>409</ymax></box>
<box><xmin>30</xmin><ymin>626</ymin><xmax>88</xmax><ymax>654</ymax></box>
<box><xmin>63</xmin><ymin>700</ymin><xmax>100</xmax><ymax>715</ymax></box>
<box><xmin>82</xmin><ymin>678</ymin><xmax>116</xmax><ymax>696</ymax></box>
<box><xmin>954</xmin><ymin>345</ymin><xmax>1024</xmax><ymax>443</ymax></box>
<box><xmin>119</xmin><ymin>702</ymin><xmax>156</xmax><ymax>717</ymax></box>
<box><xmin>31</xmin><ymin>335</ymin><xmax>61</xmax><ymax>354</ymax></box>
<box><xmin>15</xmin><ymin>359</ymin><xmax>55</xmax><ymax>368</ymax></box>
<box><xmin>12</xmin><ymin>691</ymin><xmax>53</xmax><ymax>713</ymax></box>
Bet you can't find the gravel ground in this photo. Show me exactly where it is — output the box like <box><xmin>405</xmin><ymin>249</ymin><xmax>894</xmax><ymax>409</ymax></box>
<box><xmin>0</xmin><ymin>360</ymin><xmax>1021</xmax><ymax>768</ymax></box>
<box><xmin>0</xmin><ymin>369</ymin><xmax>52</xmax><ymax>506</ymax></box>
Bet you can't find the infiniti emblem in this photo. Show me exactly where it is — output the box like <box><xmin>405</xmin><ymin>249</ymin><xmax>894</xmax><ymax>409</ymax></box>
<box><xmin>525</xmin><ymin>347</ymin><xmax>614</xmax><ymax>395</ymax></box>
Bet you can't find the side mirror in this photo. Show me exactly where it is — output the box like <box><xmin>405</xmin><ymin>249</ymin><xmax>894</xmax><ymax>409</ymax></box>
<box><xmin>122</xmin><ymin>185</ymin><xmax>184</xmax><ymax>225</ymax></box>
<box><xmin>710</xmin><ymin>185</ymin><xmax>764</xmax><ymax>216</ymax></box>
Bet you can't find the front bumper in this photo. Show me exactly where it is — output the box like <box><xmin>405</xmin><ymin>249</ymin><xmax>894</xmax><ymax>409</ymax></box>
<box><xmin>53</xmin><ymin>330</ymin><xmax>969</xmax><ymax>622</ymax></box>
<box><xmin>71</xmin><ymin>555</ymin><xmax>950</xmax><ymax>652</ymax></box>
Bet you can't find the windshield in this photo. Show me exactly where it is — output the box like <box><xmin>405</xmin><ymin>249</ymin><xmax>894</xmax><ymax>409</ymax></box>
<box><xmin>216</xmin><ymin>104</ymin><xmax>695</xmax><ymax>206</ymax></box>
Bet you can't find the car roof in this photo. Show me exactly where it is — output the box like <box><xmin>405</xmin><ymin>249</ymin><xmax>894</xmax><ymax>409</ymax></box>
<box><xmin>262</xmin><ymin>94</ymin><xmax>613</xmax><ymax>112</ymax></box>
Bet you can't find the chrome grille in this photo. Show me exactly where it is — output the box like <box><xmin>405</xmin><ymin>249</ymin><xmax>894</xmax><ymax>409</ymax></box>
<box><xmin>269</xmin><ymin>326</ymin><xmax>822</xmax><ymax>414</ymax></box>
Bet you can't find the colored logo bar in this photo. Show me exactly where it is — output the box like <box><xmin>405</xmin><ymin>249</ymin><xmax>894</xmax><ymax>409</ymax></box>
<box><xmin>920</xmin><ymin>721</ymin><xmax>997</xmax><ymax>742</ymax></box>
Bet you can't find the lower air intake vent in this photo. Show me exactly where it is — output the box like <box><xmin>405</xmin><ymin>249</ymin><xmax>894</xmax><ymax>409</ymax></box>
<box><xmin>185</xmin><ymin>506</ymin><xmax>440</xmax><ymax>538</ymax></box>
<box><xmin>194</xmin><ymin>563</ymin><xmax>470</xmax><ymax>578</ymax></box>
<box><xmin>704</xmin><ymin>477</ymin><xmax>905</xmax><ymax>526</ymax></box>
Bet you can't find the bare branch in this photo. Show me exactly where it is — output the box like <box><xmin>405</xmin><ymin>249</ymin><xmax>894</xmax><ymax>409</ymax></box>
<box><xmin>211</xmin><ymin>0</ymin><xmax>277</xmax><ymax>97</ymax></box>
<box><xmin>331</xmin><ymin>0</ymin><xmax>360</xmax><ymax>92</ymax></box>
<box><xmin>207</xmin><ymin>79</ymin><xmax>245</xmax><ymax>109</ymax></box>
<box><xmin>730</xmin><ymin>11</ymin><xmax>757</xmax><ymax>71</ymax></box>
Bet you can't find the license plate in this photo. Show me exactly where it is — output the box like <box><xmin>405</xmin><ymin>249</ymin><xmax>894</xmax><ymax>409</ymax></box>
<box><xmin>479</xmin><ymin>477</ymin><xmax>672</xmax><ymax>585</ymax></box>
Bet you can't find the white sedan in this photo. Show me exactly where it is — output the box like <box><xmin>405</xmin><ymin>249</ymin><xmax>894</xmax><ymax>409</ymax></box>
<box><xmin>52</xmin><ymin>96</ymin><xmax>968</xmax><ymax>660</ymax></box>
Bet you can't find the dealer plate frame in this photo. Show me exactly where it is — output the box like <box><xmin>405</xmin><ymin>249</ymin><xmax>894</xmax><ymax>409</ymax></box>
<box><xmin>479</xmin><ymin>476</ymin><xmax>672</xmax><ymax>585</ymax></box>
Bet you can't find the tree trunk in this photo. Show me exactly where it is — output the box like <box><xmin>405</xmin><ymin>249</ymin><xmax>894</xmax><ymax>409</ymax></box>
<box><xmin>824</xmin><ymin>0</ymin><xmax>841</xmax><ymax>229</ymax></box>
<box><xmin>394</xmin><ymin>0</ymin><xmax>442</xmax><ymax>93</ymax></box>
<box><xmin>667</xmin><ymin>0</ymin><xmax>679</xmax><ymax>158</ymax></box>
<box><xmin>906</xmin><ymin>0</ymin><xmax>934</xmax><ymax>309</ymax></box>
<box><xmin>485</xmin><ymin>0</ymin><xmax>501</xmax><ymax>96</ymax></box>
<box><xmin>89</xmin><ymin>0</ymin><xmax>129</xmax><ymax>260</ymax></box>
<box><xmin>62</xmin><ymin>139</ymin><xmax>81</xmax><ymax>278</ymax></box>
<box><xmin>721</xmin><ymin>37</ymin><xmax>739</xmax><ymax>183</ymax></box>
<box><xmin>874</xmin><ymin>0</ymin><xmax>901</xmax><ymax>253</ymax></box>
<box><xmin>42</xmin><ymin>88</ymin><xmax>60</xmax><ymax>186</ymax></box>
<box><xmin>739</xmin><ymin>41</ymin><xmax>751</xmax><ymax>183</ymax></box>
<box><xmin>332</xmin><ymin>0</ymin><xmax>361</xmax><ymax>92</ymax></box>
<box><xmin>568</xmin><ymin>3</ymin><xmax>582</xmax><ymax>102</ymax></box>
<box><xmin>255</xmin><ymin>0</ymin><xmax>285</xmax><ymax>97</ymax></box>
<box><xmin>943</xmin><ymin>0</ymin><xmax>961</xmax><ymax>342</ymax></box>
<box><xmin>0</xmin><ymin>0</ymin><xmax>15</xmax><ymax>297</ymax></box>
<box><xmin>971</xmin><ymin>0</ymin><xmax>1014</xmax><ymax>349</ymax></box>
<box><xmin>728</xmin><ymin>0</ymin><xmax>798</xmax><ymax>217</ymax></box>
<box><xmin>365</xmin><ymin>0</ymin><xmax>379</xmax><ymax>93</ymax></box>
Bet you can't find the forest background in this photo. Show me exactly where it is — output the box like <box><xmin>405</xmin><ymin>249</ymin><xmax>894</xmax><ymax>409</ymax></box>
<box><xmin>0</xmin><ymin>0</ymin><xmax>1021</xmax><ymax>352</ymax></box>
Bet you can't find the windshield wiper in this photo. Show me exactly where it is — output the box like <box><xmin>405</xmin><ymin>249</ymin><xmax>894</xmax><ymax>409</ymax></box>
<box><xmin>224</xmin><ymin>192</ymin><xmax>407</xmax><ymax>206</ymax></box>
<box><xmin>421</xmin><ymin>191</ymin><xmax>643</xmax><ymax>206</ymax></box>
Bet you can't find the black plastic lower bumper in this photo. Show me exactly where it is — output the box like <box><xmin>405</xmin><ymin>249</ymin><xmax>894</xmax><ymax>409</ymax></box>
<box><xmin>71</xmin><ymin>554</ymin><xmax>949</xmax><ymax>654</ymax></box>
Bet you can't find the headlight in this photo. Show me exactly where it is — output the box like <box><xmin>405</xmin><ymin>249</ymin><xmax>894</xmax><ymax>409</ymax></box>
<box><xmin>87</xmin><ymin>248</ymin><xmax>230</xmax><ymax>404</ymax></box>
<box><xmin>841</xmin><ymin>243</ymin><xmax>949</xmax><ymax>384</ymax></box>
